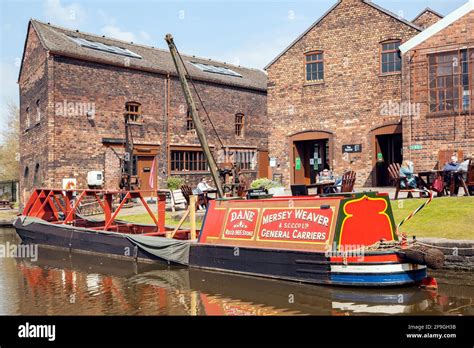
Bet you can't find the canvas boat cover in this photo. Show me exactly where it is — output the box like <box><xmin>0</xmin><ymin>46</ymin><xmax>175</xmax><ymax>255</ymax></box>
<box><xmin>14</xmin><ymin>216</ymin><xmax>193</xmax><ymax>265</ymax></box>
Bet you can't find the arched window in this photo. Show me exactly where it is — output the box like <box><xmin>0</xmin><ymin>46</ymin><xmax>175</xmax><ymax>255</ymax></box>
<box><xmin>125</xmin><ymin>102</ymin><xmax>141</xmax><ymax>123</ymax></box>
<box><xmin>36</xmin><ymin>99</ymin><xmax>41</xmax><ymax>122</ymax></box>
<box><xmin>24</xmin><ymin>166</ymin><xmax>29</xmax><ymax>181</ymax></box>
<box><xmin>235</xmin><ymin>113</ymin><xmax>244</xmax><ymax>137</ymax></box>
<box><xmin>25</xmin><ymin>107</ymin><xmax>30</xmax><ymax>129</ymax></box>
<box><xmin>33</xmin><ymin>163</ymin><xmax>40</xmax><ymax>187</ymax></box>
<box><xmin>381</xmin><ymin>40</ymin><xmax>401</xmax><ymax>74</ymax></box>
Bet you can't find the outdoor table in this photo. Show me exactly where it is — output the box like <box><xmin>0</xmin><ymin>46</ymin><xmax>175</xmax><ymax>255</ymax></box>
<box><xmin>416</xmin><ymin>170</ymin><xmax>442</xmax><ymax>189</ymax></box>
<box><xmin>306</xmin><ymin>181</ymin><xmax>335</xmax><ymax>195</ymax></box>
<box><xmin>417</xmin><ymin>170</ymin><xmax>470</xmax><ymax>196</ymax></box>
<box><xmin>201</xmin><ymin>189</ymin><xmax>218</xmax><ymax>205</ymax></box>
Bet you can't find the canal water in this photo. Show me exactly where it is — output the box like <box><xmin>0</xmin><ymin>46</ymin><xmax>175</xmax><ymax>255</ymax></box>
<box><xmin>1</xmin><ymin>227</ymin><xmax>473</xmax><ymax>315</ymax></box>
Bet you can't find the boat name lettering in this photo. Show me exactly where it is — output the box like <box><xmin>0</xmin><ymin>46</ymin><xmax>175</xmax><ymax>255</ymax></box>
<box><xmin>262</xmin><ymin>209</ymin><xmax>329</xmax><ymax>227</ymax></box>
<box><xmin>260</xmin><ymin>229</ymin><xmax>327</xmax><ymax>241</ymax></box>
<box><xmin>230</xmin><ymin>210</ymin><xmax>256</xmax><ymax>223</ymax></box>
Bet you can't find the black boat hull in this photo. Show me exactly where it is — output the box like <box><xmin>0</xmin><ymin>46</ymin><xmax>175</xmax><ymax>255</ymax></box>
<box><xmin>14</xmin><ymin>217</ymin><xmax>427</xmax><ymax>287</ymax></box>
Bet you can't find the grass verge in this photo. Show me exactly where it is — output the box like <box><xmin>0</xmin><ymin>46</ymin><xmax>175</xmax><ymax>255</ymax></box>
<box><xmin>391</xmin><ymin>196</ymin><xmax>473</xmax><ymax>240</ymax></box>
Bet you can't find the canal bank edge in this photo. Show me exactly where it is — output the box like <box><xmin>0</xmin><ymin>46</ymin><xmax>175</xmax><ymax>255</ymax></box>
<box><xmin>417</xmin><ymin>238</ymin><xmax>474</xmax><ymax>271</ymax></box>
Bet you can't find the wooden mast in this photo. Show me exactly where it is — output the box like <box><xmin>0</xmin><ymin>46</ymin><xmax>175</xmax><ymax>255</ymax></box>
<box><xmin>165</xmin><ymin>34</ymin><xmax>224</xmax><ymax>198</ymax></box>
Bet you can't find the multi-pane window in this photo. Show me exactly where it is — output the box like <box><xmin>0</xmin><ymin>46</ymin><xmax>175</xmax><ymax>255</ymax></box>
<box><xmin>186</xmin><ymin>110</ymin><xmax>194</xmax><ymax>131</ymax></box>
<box><xmin>170</xmin><ymin>149</ymin><xmax>208</xmax><ymax>172</ymax></box>
<box><xmin>428</xmin><ymin>49</ymin><xmax>473</xmax><ymax>113</ymax></box>
<box><xmin>235</xmin><ymin>113</ymin><xmax>244</xmax><ymax>136</ymax></box>
<box><xmin>125</xmin><ymin>102</ymin><xmax>141</xmax><ymax>123</ymax></box>
<box><xmin>305</xmin><ymin>52</ymin><xmax>324</xmax><ymax>82</ymax></box>
<box><xmin>231</xmin><ymin>149</ymin><xmax>257</xmax><ymax>170</ymax></box>
<box><xmin>381</xmin><ymin>41</ymin><xmax>401</xmax><ymax>74</ymax></box>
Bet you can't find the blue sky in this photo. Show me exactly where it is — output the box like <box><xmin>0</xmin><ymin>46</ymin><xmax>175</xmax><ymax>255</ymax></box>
<box><xmin>0</xmin><ymin>0</ymin><xmax>467</xmax><ymax>138</ymax></box>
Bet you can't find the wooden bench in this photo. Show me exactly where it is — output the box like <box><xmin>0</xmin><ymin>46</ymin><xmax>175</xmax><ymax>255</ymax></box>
<box><xmin>0</xmin><ymin>200</ymin><xmax>14</xmax><ymax>209</ymax></box>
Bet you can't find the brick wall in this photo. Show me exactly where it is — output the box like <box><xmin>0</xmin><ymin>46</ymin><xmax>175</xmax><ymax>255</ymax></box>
<box><xmin>18</xmin><ymin>25</ymin><xmax>51</xmax><ymax>202</ymax></box>
<box><xmin>412</xmin><ymin>11</ymin><xmax>443</xmax><ymax>29</ymax></box>
<box><xmin>19</xmin><ymin>41</ymin><xmax>267</xmax><ymax>199</ymax></box>
<box><xmin>267</xmin><ymin>0</ymin><xmax>419</xmax><ymax>187</ymax></box>
<box><xmin>402</xmin><ymin>11</ymin><xmax>474</xmax><ymax>171</ymax></box>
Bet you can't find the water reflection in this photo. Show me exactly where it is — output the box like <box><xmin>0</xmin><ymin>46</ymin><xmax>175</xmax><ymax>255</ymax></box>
<box><xmin>1</xmin><ymin>228</ymin><xmax>473</xmax><ymax>316</ymax></box>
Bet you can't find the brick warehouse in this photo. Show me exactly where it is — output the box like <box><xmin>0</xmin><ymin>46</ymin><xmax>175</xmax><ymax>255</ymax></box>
<box><xmin>265</xmin><ymin>0</ymin><xmax>463</xmax><ymax>187</ymax></box>
<box><xmin>400</xmin><ymin>0</ymin><xmax>474</xmax><ymax>173</ymax></box>
<box><xmin>18</xmin><ymin>20</ymin><xmax>267</xmax><ymax>201</ymax></box>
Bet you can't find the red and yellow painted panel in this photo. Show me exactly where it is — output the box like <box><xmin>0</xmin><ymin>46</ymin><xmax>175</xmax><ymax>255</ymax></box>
<box><xmin>199</xmin><ymin>196</ymin><xmax>343</xmax><ymax>252</ymax></box>
<box><xmin>199</xmin><ymin>192</ymin><xmax>397</xmax><ymax>253</ymax></box>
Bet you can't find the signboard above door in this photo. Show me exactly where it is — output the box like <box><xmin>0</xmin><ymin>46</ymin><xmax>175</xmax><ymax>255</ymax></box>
<box><xmin>342</xmin><ymin>144</ymin><xmax>362</xmax><ymax>153</ymax></box>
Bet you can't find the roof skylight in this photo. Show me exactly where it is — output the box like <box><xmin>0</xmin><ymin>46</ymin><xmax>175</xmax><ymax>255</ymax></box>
<box><xmin>190</xmin><ymin>62</ymin><xmax>242</xmax><ymax>78</ymax></box>
<box><xmin>68</xmin><ymin>36</ymin><xmax>142</xmax><ymax>59</ymax></box>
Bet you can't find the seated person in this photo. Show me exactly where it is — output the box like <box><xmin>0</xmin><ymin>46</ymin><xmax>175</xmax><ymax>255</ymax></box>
<box><xmin>319</xmin><ymin>169</ymin><xmax>334</xmax><ymax>182</ymax></box>
<box><xmin>443</xmin><ymin>155</ymin><xmax>460</xmax><ymax>196</ymax></box>
<box><xmin>443</xmin><ymin>155</ymin><xmax>460</xmax><ymax>172</ymax></box>
<box><xmin>399</xmin><ymin>160</ymin><xmax>418</xmax><ymax>189</ymax></box>
<box><xmin>196</xmin><ymin>177</ymin><xmax>215</xmax><ymax>194</ymax></box>
<box><xmin>196</xmin><ymin>177</ymin><xmax>216</xmax><ymax>208</ymax></box>
<box><xmin>319</xmin><ymin>169</ymin><xmax>335</xmax><ymax>193</ymax></box>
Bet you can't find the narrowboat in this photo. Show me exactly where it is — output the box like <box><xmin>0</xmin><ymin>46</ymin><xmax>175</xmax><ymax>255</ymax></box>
<box><xmin>14</xmin><ymin>188</ymin><xmax>442</xmax><ymax>287</ymax></box>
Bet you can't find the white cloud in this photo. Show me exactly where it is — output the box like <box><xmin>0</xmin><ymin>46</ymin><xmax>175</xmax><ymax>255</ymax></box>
<box><xmin>43</xmin><ymin>0</ymin><xmax>86</xmax><ymax>25</ymax></box>
<box><xmin>219</xmin><ymin>34</ymin><xmax>296</xmax><ymax>70</ymax></box>
<box><xmin>98</xmin><ymin>10</ymin><xmax>153</xmax><ymax>45</ymax></box>
<box><xmin>139</xmin><ymin>31</ymin><xmax>152</xmax><ymax>43</ymax></box>
<box><xmin>101</xmin><ymin>25</ymin><xmax>136</xmax><ymax>42</ymax></box>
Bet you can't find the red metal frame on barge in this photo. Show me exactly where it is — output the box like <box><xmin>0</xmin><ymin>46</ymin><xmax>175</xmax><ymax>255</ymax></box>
<box><xmin>14</xmin><ymin>188</ymin><xmax>432</xmax><ymax>287</ymax></box>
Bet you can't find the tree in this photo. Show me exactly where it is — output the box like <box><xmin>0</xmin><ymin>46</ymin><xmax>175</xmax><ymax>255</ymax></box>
<box><xmin>0</xmin><ymin>103</ymin><xmax>20</xmax><ymax>181</ymax></box>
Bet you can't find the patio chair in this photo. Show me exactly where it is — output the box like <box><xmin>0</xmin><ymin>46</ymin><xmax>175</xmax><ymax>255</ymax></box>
<box><xmin>327</xmin><ymin>171</ymin><xmax>356</xmax><ymax>193</ymax></box>
<box><xmin>169</xmin><ymin>189</ymin><xmax>187</xmax><ymax>212</ymax></box>
<box><xmin>180</xmin><ymin>185</ymin><xmax>203</xmax><ymax>210</ymax></box>
<box><xmin>467</xmin><ymin>159</ymin><xmax>474</xmax><ymax>195</ymax></box>
<box><xmin>387</xmin><ymin>163</ymin><xmax>414</xmax><ymax>199</ymax></box>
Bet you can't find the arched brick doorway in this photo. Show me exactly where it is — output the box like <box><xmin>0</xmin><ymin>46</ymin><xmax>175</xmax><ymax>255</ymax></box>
<box><xmin>371</xmin><ymin>123</ymin><xmax>403</xmax><ymax>187</ymax></box>
<box><xmin>289</xmin><ymin>131</ymin><xmax>333</xmax><ymax>185</ymax></box>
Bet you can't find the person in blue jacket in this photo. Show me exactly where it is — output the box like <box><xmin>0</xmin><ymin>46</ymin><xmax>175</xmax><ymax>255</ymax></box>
<box><xmin>443</xmin><ymin>155</ymin><xmax>460</xmax><ymax>196</ymax></box>
<box><xmin>399</xmin><ymin>160</ymin><xmax>418</xmax><ymax>189</ymax></box>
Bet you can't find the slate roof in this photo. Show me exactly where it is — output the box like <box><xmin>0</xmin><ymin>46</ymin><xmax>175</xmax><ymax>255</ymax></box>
<box><xmin>24</xmin><ymin>19</ymin><xmax>267</xmax><ymax>92</ymax></box>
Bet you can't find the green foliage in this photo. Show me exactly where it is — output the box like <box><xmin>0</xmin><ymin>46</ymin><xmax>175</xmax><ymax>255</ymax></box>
<box><xmin>167</xmin><ymin>176</ymin><xmax>184</xmax><ymax>190</ymax></box>
<box><xmin>0</xmin><ymin>103</ymin><xmax>20</xmax><ymax>181</ymax></box>
<box><xmin>250</xmin><ymin>178</ymin><xmax>282</xmax><ymax>190</ymax></box>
